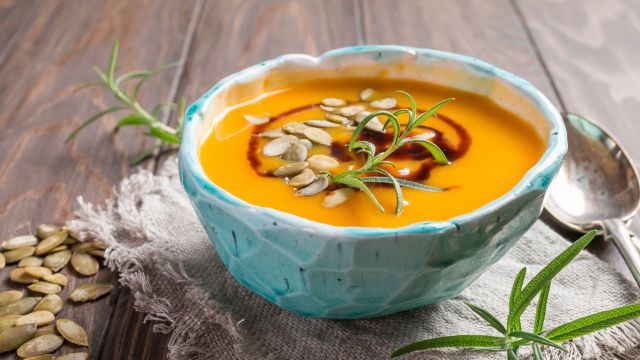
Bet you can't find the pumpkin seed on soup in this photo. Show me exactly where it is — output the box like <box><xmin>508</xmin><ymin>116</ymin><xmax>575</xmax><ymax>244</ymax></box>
<box><xmin>288</xmin><ymin>169</ymin><xmax>316</xmax><ymax>187</ymax></box>
<box><xmin>70</xmin><ymin>252</ymin><xmax>99</xmax><ymax>276</ymax></box>
<box><xmin>283</xmin><ymin>121</ymin><xmax>309</xmax><ymax>135</ymax></box>
<box><xmin>296</xmin><ymin>174</ymin><xmax>330</xmax><ymax>196</ymax></box>
<box><xmin>243</xmin><ymin>114</ymin><xmax>269</xmax><ymax>125</ymax></box>
<box><xmin>0</xmin><ymin>324</ymin><xmax>37</xmax><ymax>353</ymax></box>
<box><xmin>321</xmin><ymin>98</ymin><xmax>346</xmax><ymax>107</ymax></box>
<box><xmin>326</xmin><ymin>114</ymin><xmax>349</xmax><ymax>124</ymax></box>
<box><xmin>258</xmin><ymin>128</ymin><xmax>286</xmax><ymax>138</ymax></box>
<box><xmin>303</xmin><ymin>128</ymin><xmax>332</xmax><ymax>146</ymax></box>
<box><xmin>16</xmin><ymin>334</ymin><xmax>63</xmax><ymax>358</ymax></box>
<box><xmin>308</xmin><ymin>155</ymin><xmax>339</xmax><ymax>171</ymax></box>
<box><xmin>33</xmin><ymin>295</ymin><xmax>63</xmax><ymax>316</ymax></box>
<box><xmin>2</xmin><ymin>235</ymin><xmax>38</xmax><ymax>250</ymax></box>
<box><xmin>273</xmin><ymin>162</ymin><xmax>308</xmax><ymax>177</ymax></box>
<box><xmin>360</xmin><ymin>87</ymin><xmax>374</xmax><ymax>101</ymax></box>
<box><xmin>369</xmin><ymin>96</ymin><xmax>397</xmax><ymax>109</ymax></box>
<box><xmin>263</xmin><ymin>135</ymin><xmax>297</xmax><ymax>157</ymax></box>
<box><xmin>355</xmin><ymin>111</ymin><xmax>384</xmax><ymax>132</ymax></box>
<box><xmin>323</xmin><ymin>188</ymin><xmax>355</xmax><ymax>208</ymax></box>
<box><xmin>56</xmin><ymin>319</ymin><xmax>89</xmax><ymax>346</ymax></box>
<box><xmin>337</xmin><ymin>105</ymin><xmax>364</xmax><ymax>117</ymax></box>
<box><xmin>281</xmin><ymin>142</ymin><xmax>308</xmax><ymax>162</ymax></box>
<box><xmin>304</xmin><ymin>120</ymin><xmax>340</xmax><ymax>128</ymax></box>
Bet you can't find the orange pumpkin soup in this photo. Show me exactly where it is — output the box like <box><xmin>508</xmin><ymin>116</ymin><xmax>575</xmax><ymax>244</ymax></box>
<box><xmin>199</xmin><ymin>78</ymin><xmax>545</xmax><ymax>227</ymax></box>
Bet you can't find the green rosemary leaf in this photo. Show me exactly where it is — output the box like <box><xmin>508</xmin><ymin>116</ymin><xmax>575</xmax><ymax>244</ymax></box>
<box><xmin>509</xmin><ymin>268</ymin><xmax>527</xmax><ymax>332</ymax></box>
<box><xmin>377</xmin><ymin>160</ymin><xmax>396</xmax><ymax>168</ymax></box>
<box><xmin>507</xmin><ymin>231</ymin><xmax>597</xmax><ymax>332</ymax></box>
<box><xmin>409</xmin><ymin>97</ymin><xmax>455</xmax><ymax>133</ymax></box>
<box><xmin>335</xmin><ymin>176</ymin><xmax>384</xmax><ymax>213</ymax></box>
<box><xmin>360</xmin><ymin>177</ymin><xmax>444</xmax><ymax>192</ymax></box>
<box><xmin>176</xmin><ymin>97</ymin><xmax>186</xmax><ymax>132</ymax></box>
<box><xmin>382</xmin><ymin>114</ymin><xmax>401</xmax><ymax>144</ymax></box>
<box><xmin>117</xmin><ymin>114</ymin><xmax>149</xmax><ymax>127</ymax></box>
<box><xmin>368</xmin><ymin>168</ymin><xmax>403</xmax><ymax>215</ymax></box>
<box><xmin>399</xmin><ymin>138</ymin><xmax>448</xmax><ymax>164</ymax></box>
<box><xmin>348</xmin><ymin>110</ymin><xmax>395</xmax><ymax>151</ymax></box>
<box><xmin>65</xmin><ymin>106</ymin><xmax>125</xmax><ymax>143</ymax></box>
<box><xmin>546</xmin><ymin>303</ymin><xmax>640</xmax><ymax>342</ymax></box>
<box><xmin>534</xmin><ymin>283</ymin><xmax>551</xmax><ymax>334</ymax></box>
<box><xmin>510</xmin><ymin>331</ymin><xmax>566</xmax><ymax>351</ymax></box>
<box><xmin>533</xmin><ymin>343</ymin><xmax>544</xmax><ymax>360</ymax></box>
<box><xmin>132</xmin><ymin>61</ymin><xmax>182</xmax><ymax>98</ymax></box>
<box><xmin>464</xmin><ymin>302</ymin><xmax>507</xmax><ymax>335</ymax></box>
<box><xmin>91</xmin><ymin>66</ymin><xmax>108</xmax><ymax>83</ymax></box>
<box><xmin>72</xmin><ymin>82</ymin><xmax>106</xmax><ymax>94</ymax></box>
<box><xmin>507</xmin><ymin>347</ymin><xmax>519</xmax><ymax>360</ymax></box>
<box><xmin>149</xmin><ymin>127</ymin><xmax>180</xmax><ymax>144</ymax></box>
<box><xmin>391</xmin><ymin>335</ymin><xmax>504</xmax><ymax>358</ymax></box>
<box><xmin>396</xmin><ymin>90</ymin><xmax>417</xmax><ymax>130</ymax></box>
<box><xmin>107</xmin><ymin>40</ymin><xmax>120</xmax><ymax>85</ymax></box>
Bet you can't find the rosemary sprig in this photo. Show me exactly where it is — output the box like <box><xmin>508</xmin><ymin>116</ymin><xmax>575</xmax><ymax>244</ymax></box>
<box><xmin>391</xmin><ymin>230</ymin><xmax>640</xmax><ymax>359</ymax></box>
<box><xmin>331</xmin><ymin>92</ymin><xmax>454</xmax><ymax>215</ymax></box>
<box><xmin>67</xmin><ymin>41</ymin><xmax>184</xmax><ymax>165</ymax></box>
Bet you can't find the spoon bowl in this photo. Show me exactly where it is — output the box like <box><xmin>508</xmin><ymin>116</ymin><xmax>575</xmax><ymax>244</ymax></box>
<box><xmin>546</xmin><ymin>112</ymin><xmax>640</xmax><ymax>285</ymax></box>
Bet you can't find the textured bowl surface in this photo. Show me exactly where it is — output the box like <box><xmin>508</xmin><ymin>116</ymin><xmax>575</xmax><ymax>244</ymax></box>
<box><xmin>179</xmin><ymin>46</ymin><xmax>566</xmax><ymax>319</ymax></box>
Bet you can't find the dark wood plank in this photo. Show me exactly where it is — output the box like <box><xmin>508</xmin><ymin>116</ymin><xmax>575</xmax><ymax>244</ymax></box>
<box><xmin>0</xmin><ymin>0</ymin><xmax>40</xmax><ymax>66</ymax></box>
<box><xmin>515</xmin><ymin>0</ymin><xmax>640</xmax><ymax>280</ymax></box>
<box><xmin>0</xmin><ymin>0</ymin><xmax>197</xmax><ymax>358</ymax></box>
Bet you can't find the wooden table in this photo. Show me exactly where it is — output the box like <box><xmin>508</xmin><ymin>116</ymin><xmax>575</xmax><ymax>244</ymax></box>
<box><xmin>1</xmin><ymin>0</ymin><xmax>639</xmax><ymax>358</ymax></box>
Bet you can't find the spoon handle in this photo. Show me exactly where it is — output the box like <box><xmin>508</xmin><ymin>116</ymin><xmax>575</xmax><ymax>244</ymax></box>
<box><xmin>603</xmin><ymin>218</ymin><xmax>640</xmax><ymax>287</ymax></box>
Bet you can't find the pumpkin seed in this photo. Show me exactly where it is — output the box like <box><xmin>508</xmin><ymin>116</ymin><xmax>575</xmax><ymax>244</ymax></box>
<box><xmin>16</xmin><ymin>334</ymin><xmax>63</xmax><ymax>358</ymax></box>
<box><xmin>4</xmin><ymin>247</ymin><xmax>36</xmax><ymax>263</ymax></box>
<box><xmin>48</xmin><ymin>245</ymin><xmax>68</xmax><ymax>253</ymax></box>
<box><xmin>56</xmin><ymin>353</ymin><xmax>88</xmax><ymax>360</ymax></box>
<box><xmin>319</xmin><ymin>105</ymin><xmax>336</xmax><ymax>112</ymax></box>
<box><xmin>0</xmin><ymin>298</ymin><xmax>41</xmax><ymax>316</ymax></box>
<box><xmin>308</xmin><ymin>155</ymin><xmax>340</xmax><ymax>171</ymax></box>
<box><xmin>69</xmin><ymin>283</ymin><xmax>112</xmax><ymax>302</ymax></box>
<box><xmin>298</xmin><ymin>138</ymin><xmax>313</xmax><ymax>150</ymax></box>
<box><xmin>337</xmin><ymin>105</ymin><xmax>365</xmax><ymax>117</ymax></box>
<box><xmin>370</xmin><ymin>96</ymin><xmax>397</xmax><ymax>109</ymax></box>
<box><xmin>288</xmin><ymin>169</ymin><xmax>316</xmax><ymax>187</ymax></box>
<box><xmin>33</xmin><ymin>324</ymin><xmax>58</xmax><ymax>337</ymax></box>
<box><xmin>296</xmin><ymin>174</ymin><xmax>330</xmax><ymax>196</ymax></box>
<box><xmin>281</xmin><ymin>142</ymin><xmax>308</xmax><ymax>162</ymax></box>
<box><xmin>33</xmin><ymin>295</ymin><xmax>63</xmax><ymax>316</ymax></box>
<box><xmin>15</xmin><ymin>311</ymin><xmax>55</xmax><ymax>327</ymax></box>
<box><xmin>27</xmin><ymin>283</ymin><xmax>61</xmax><ymax>295</ymax></box>
<box><xmin>63</xmin><ymin>236</ymin><xmax>78</xmax><ymax>245</ymax></box>
<box><xmin>42</xmin><ymin>274</ymin><xmax>67</xmax><ymax>287</ymax></box>
<box><xmin>304</xmin><ymin>120</ymin><xmax>340</xmax><ymax>128</ymax></box>
<box><xmin>303</xmin><ymin>127</ymin><xmax>332</xmax><ymax>146</ymax></box>
<box><xmin>63</xmin><ymin>226</ymin><xmax>80</xmax><ymax>241</ymax></box>
<box><xmin>360</xmin><ymin>88</ymin><xmax>374</xmax><ymax>101</ymax></box>
<box><xmin>262</xmin><ymin>135</ymin><xmax>297</xmax><ymax>157</ymax></box>
<box><xmin>56</xmin><ymin>319</ymin><xmax>88</xmax><ymax>346</ymax></box>
<box><xmin>243</xmin><ymin>114</ymin><xmax>269</xmax><ymax>125</ymax></box>
<box><xmin>70</xmin><ymin>252</ymin><xmax>99</xmax><ymax>276</ymax></box>
<box><xmin>2</xmin><ymin>236</ymin><xmax>38</xmax><ymax>250</ymax></box>
<box><xmin>35</xmin><ymin>232</ymin><xmax>67</xmax><ymax>256</ymax></box>
<box><xmin>0</xmin><ymin>315</ymin><xmax>20</xmax><ymax>332</ymax></box>
<box><xmin>326</xmin><ymin>114</ymin><xmax>350</xmax><ymax>124</ymax></box>
<box><xmin>24</xmin><ymin>267</ymin><xmax>52</xmax><ymax>279</ymax></box>
<box><xmin>71</xmin><ymin>241</ymin><xmax>100</xmax><ymax>253</ymax></box>
<box><xmin>323</xmin><ymin>188</ymin><xmax>355</xmax><ymax>208</ymax></box>
<box><xmin>283</xmin><ymin>122</ymin><xmax>310</xmax><ymax>135</ymax></box>
<box><xmin>0</xmin><ymin>290</ymin><xmax>24</xmax><ymax>307</ymax></box>
<box><xmin>273</xmin><ymin>162</ymin><xmax>308</xmax><ymax>177</ymax></box>
<box><xmin>23</xmin><ymin>354</ymin><xmax>56</xmax><ymax>360</ymax></box>
<box><xmin>36</xmin><ymin>225</ymin><xmax>59</xmax><ymax>240</ymax></box>
<box><xmin>43</xmin><ymin>250</ymin><xmax>71</xmax><ymax>272</ymax></box>
<box><xmin>10</xmin><ymin>268</ymin><xmax>40</xmax><ymax>284</ymax></box>
<box><xmin>18</xmin><ymin>257</ymin><xmax>43</xmax><ymax>268</ymax></box>
<box><xmin>88</xmin><ymin>249</ymin><xmax>105</xmax><ymax>258</ymax></box>
<box><xmin>321</xmin><ymin>98</ymin><xmax>346</xmax><ymax>107</ymax></box>
<box><xmin>0</xmin><ymin>324</ymin><xmax>36</xmax><ymax>352</ymax></box>
<box><xmin>0</xmin><ymin>253</ymin><xmax>4</xmax><ymax>269</ymax></box>
<box><xmin>355</xmin><ymin>111</ymin><xmax>384</xmax><ymax>132</ymax></box>
<box><xmin>258</xmin><ymin>128</ymin><xmax>286</xmax><ymax>138</ymax></box>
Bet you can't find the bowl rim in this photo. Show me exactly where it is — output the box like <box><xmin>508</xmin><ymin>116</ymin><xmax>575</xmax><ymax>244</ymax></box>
<box><xmin>179</xmin><ymin>45</ymin><xmax>567</xmax><ymax>237</ymax></box>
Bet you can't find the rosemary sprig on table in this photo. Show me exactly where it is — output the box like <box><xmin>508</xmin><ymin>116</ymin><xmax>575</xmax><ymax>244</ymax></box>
<box><xmin>391</xmin><ymin>230</ymin><xmax>640</xmax><ymax>359</ymax></box>
<box><xmin>67</xmin><ymin>41</ymin><xmax>184</xmax><ymax>165</ymax></box>
<box><xmin>331</xmin><ymin>92</ymin><xmax>454</xmax><ymax>215</ymax></box>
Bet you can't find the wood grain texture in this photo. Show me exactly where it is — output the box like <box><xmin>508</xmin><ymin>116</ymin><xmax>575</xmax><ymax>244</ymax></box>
<box><xmin>0</xmin><ymin>0</ymin><xmax>195</xmax><ymax>358</ymax></box>
<box><xmin>516</xmin><ymin>0</ymin><xmax>640</xmax><ymax>280</ymax></box>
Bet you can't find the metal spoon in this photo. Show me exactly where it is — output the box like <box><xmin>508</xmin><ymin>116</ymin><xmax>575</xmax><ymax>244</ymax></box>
<box><xmin>545</xmin><ymin>112</ymin><xmax>640</xmax><ymax>286</ymax></box>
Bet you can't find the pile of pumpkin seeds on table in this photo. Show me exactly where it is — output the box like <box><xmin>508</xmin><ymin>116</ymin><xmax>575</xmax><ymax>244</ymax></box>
<box><xmin>0</xmin><ymin>224</ymin><xmax>112</xmax><ymax>359</ymax></box>
<box><xmin>256</xmin><ymin>88</ymin><xmax>398</xmax><ymax>208</ymax></box>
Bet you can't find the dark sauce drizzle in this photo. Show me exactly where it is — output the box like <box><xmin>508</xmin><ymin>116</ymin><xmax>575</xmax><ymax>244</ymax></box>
<box><xmin>248</xmin><ymin>103</ymin><xmax>471</xmax><ymax>182</ymax></box>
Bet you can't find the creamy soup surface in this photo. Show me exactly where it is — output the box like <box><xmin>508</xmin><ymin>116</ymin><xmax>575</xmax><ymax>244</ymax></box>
<box><xmin>199</xmin><ymin>78</ymin><xmax>545</xmax><ymax>227</ymax></box>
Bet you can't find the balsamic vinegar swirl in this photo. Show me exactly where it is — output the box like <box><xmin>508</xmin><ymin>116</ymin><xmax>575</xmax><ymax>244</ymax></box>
<box><xmin>248</xmin><ymin>103</ymin><xmax>471</xmax><ymax>182</ymax></box>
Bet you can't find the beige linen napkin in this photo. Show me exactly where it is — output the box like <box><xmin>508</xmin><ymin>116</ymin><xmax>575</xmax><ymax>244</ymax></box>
<box><xmin>70</xmin><ymin>158</ymin><xmax>640</xmax><ymax>360</ymax></box>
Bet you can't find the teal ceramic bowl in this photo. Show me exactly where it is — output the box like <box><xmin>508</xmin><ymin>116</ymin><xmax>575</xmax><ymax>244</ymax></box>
<box><xmin>178</xmin><ymin>46</ymin><xmax>566</xmax><ymax>319</ymax></box>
